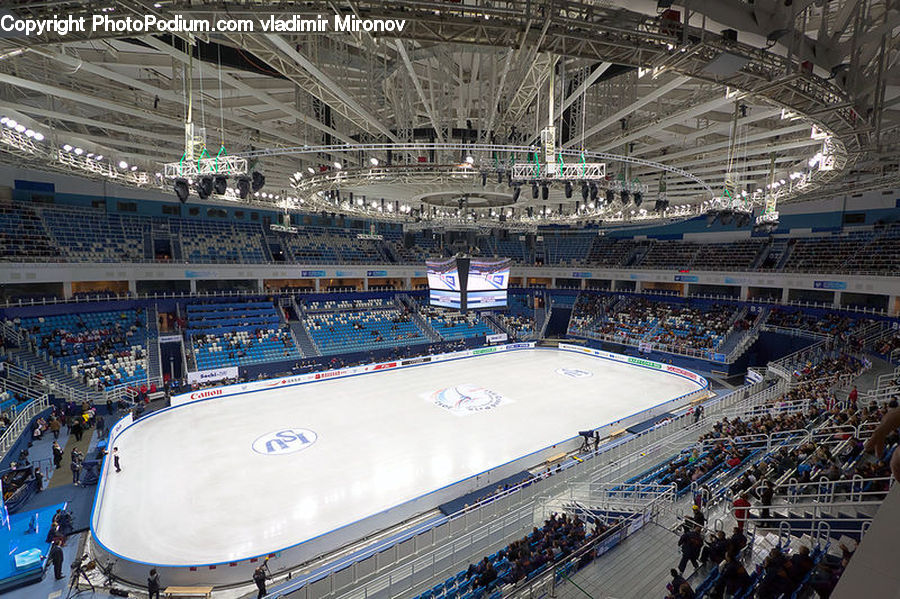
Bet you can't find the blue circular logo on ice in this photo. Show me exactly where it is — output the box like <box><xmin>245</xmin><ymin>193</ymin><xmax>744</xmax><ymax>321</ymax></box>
<box><xmin>556</xmin><ymin>367</ymin><xmax>593</xmax><ymax>379</ymax></box>
<box><xmin>431</xmin><ymin>384</ymin><xmax>503</xmax><ymax>413</ymax></box>
<box><xmin>252</xmin><ymin>429</ymin><xmax>318</xmax><ymax>455</ymax></box>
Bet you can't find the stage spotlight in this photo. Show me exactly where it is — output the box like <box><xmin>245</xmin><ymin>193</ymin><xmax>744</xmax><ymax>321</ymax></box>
<box><xmin>197</xmin><ymin>176</ymin><xmax>214</xmax><ymax>200</ymax></box>
<box><xmin>482</xmin><ymin>172</ymin><xmax>488</xmax><ymax>186</ymax></box>
<box><xmin>589</xmin><ymin>183</ymin><xmax>599</xmax><ymax>202</ymax></box>
<box><xmin>633</xmin><ymin>192</ymin><xmax>643</xmax><ymax>208</ymax></box>
<box><xmin>605</xmin><ymin>189</ymin><xmax>615</xmax><ymax>204</ymax></box>
<box><xmin>512</xmin><ymin>186</ymin><xmax>521</xmax><ymax>202</ymax></box>
<box><xmin>237</xmin><ymin>176</ymin><xmax>251</xmax><ymax>199</ymax></box>
<box><xmin>531</xmin><ymin>183</ymin><xmax>539</xmax><ymax>199</ymax></box>
<box><xmin>620</xmin><ymin>190</ymin><xmax>630</xmax><ymax>205</ymax></box>
<box><xmin>251</xmin><ymin>171</ymin><xmax>266</xmax><ymax>192</ymax></box>
<box><xmin>497</xmin><ymin>171</ymin><xmax>503</xmax><ymax>184</ymax></box>
<box><xmin>581</xmin><ymin>183</ymin><xmax>589</xmax><ymax>201</ymax></box>
<box><xmin>719</xmin><ymin>209</ymin><xmax>734</xmax><ymax>226</ymax></box>
<box><xmin>173</xmin><ymin>178</ymin><xmax>189</xmax><ymax>203</ymax></box>
<box><xmin>564</xmin><ymin>181</ymin><xmax>573</xmax><ymax>199</ymax></box>
<box><xmin>213</xmin><ymin>175</ymin><xmax>228</xmax><ymax>195</ymax></box>
<box><xmin>541</xmin><ymin>184</ymin><xmax>549</xmax><ymax>201</ymax></box>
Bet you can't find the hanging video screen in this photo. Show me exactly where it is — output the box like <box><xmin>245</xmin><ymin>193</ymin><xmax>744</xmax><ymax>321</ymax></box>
<box><xmin>467</xmin><ymin>259</ymin><xmax>510</xmax><ymax>308</ymax></box>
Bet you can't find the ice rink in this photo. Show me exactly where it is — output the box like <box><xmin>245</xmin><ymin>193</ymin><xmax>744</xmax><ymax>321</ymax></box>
<box><xmin>93</xmin><ymin>348</ymin><xmax>702</xmax><ymax>566</ymax></box>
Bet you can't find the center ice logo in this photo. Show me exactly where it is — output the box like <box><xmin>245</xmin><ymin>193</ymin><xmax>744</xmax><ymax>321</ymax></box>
<box><xmin>555</xmin><ymin>368</ymin><xmax>593</xmax><ymax>378</ymax></box>
<box><xmin>252</xmin><ymin>428</ymin><xmax>318</xmax><ymax>455</ymax></box>
<box><xmin>428</xmin><ymin>384</ymin><xmax>509</xmax><ymax>416</ymax></box>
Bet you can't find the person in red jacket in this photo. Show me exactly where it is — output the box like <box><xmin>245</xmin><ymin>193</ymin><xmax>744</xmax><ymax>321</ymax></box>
<box><xmin>848</xmin><ymin>386</ymin><xmax>858</xmax><ymax>406</ymax></box>
<box><xmin>733</xmin><ymin>493</ymin><xmax>751</xmax><ymax>530</ymax></box>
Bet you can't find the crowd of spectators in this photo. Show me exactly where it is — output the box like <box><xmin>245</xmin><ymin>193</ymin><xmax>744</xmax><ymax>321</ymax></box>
<box><xmin>569</xmin><ymin>294</ymin><xmax>741</xmax><ymax>353</ymax></box>
<box><xmin>454</xmin><ymin>512</ymin><xmax>616</xmax><ymax>594</ymax></box>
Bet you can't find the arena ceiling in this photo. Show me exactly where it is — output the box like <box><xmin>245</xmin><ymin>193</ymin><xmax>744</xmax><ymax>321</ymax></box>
<box><xmin>0</xmin><ymin>0</ymin><xmax>897</xmax><ymax>224</ymax></box>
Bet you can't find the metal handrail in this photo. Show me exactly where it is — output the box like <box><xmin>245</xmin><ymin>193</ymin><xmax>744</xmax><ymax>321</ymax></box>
<box><xmin>0</xmin><ymin>394</ymin><xmax>49</xmax><ymax>461</ymax></box>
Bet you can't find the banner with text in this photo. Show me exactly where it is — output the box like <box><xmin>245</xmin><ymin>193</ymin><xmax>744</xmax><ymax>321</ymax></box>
<box><xmin>187</xmin><ymin>366</ymin><xmax>240</xmax><ymax>385</ymax></box>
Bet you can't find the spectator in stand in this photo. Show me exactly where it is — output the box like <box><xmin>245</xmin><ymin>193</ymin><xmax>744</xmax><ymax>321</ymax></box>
<box><xmin>677</xmin><ymin>523</ymin><xmax>703</xmax><ymax>574</ymax></box>
<box><xmin>864</xmin><ymin>406</ymin><xmax>900</xmax><ymax>482</ymax></box>
<box><xmin>699</xmin><ymin>530</ymin><xmax>727</xmax><ymax>566</ymax></box>
<box><xmin>733</xmin><ymin>493</ymin><xmax>751</xmax><ymax>531</ymax></box>
<box><xmin>690</xmin><ymin>504</ymin><xmax>705</xmax><ymax>529</ymax></box>
<box><xmin>711</xmin><ymin>552</ymin><xmax>750</xmax><ymax>598</ymax></box>
<box><xmin>756</xmin><ymin>480</ymin><xmax>775</xmax><ymax>521</ymax></box>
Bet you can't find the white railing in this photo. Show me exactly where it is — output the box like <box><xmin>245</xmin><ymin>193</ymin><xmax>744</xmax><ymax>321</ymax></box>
<box><xmin>0</xmin><ymin>318</ymin><xmax>22</xmax><ymax>344</ymax></box>
<box><xmin>0</xmin><ymin>394</ymin><xmax>49</xmax><ymax>460</ymax></box>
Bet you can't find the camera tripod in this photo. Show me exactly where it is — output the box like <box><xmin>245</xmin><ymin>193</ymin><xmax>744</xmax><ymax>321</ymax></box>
<box><xmin>66</xmin><ymin>554</ymin><xmax>95</xmax><ymax>599</ymax></box>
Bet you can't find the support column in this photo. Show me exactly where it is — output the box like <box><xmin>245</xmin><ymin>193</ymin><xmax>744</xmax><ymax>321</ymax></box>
<box><xmin>314</xmin><ymin>278</ymin><xmax>321</xmax><ymax>292</ymax></box>
<box><xmin>781</xmin><ymin>287</ymin><xmax>790</xmax><ymax>304</ymax></box>
<box><xmin>257</xmin><ymin>278</ymin><xmax>264</xmax><ymax>293</ymax></box>
<box><xmin>740</xmin><ymin>285</ymin><xmax>749</xmax><ymax>301</ymax></box>
<box><xmin>128</xmin><ymin>279</ymin><xmax>137</xmax><ymax>297</ymax></box>
<box><xmin>62</xmin><ymin>281</ymin><xmax>73</xmax><ymax>300</ymax></box>
<box><xmin>189</xmin><ymin>279</ymin><xmax>197</xmax><ymax>293</ymax></box>
<box><xmin>363</xmin><ymin>278</ymin><xmax>369</xmax><ymax>291</ymax></box>
<box><xmin>890</xmin><ymin>295</ymin><xmax>899</xmax><ymax>317</ymax></box>
<box><xmin>405</xmin><ymin>277</ymin><xmax>411</xmax><ymax>291</ymax></box>
<box><xmin>833</xmin><ymin>291</ymin><xmax>842</xmax><ymax>309</ymax></box>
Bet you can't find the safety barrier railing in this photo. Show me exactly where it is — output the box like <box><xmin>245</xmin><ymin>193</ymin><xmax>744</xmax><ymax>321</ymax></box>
<box><xmin>862</xmin><ymin>383</ymin><xmax>900</xmax><ymax>403</ymax></box>
<box><xmin>0</xmin><ymin>318</ymin><xmax>22</xmax><ymax>345</ymax></box>
<box><xmin>781</xmin><ymin>475</ymin><xmax>894</xmax><ymax>507</ymax></box>
<box><xmin>0</xmin><ymin>394</ymin><xmax>49</xmax><ymax>461</ymax></box>
<box><xmin>0</xmin><ymin>355</ymin><xmax>86</xmax><ymax>404</ymax></box>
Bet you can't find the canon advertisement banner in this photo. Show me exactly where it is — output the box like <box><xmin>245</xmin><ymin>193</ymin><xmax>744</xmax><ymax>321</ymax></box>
<box><xmin>187</xmin><ymin>366</ymin><xmax>239</xmax><ymax>385</ymax></box>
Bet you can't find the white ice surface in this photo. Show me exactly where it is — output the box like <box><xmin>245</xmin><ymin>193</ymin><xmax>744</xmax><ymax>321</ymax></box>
<box><xmin>93</xmin><ymin>349</ymin><xmax>699</xmax><ymax>565</ymax></box>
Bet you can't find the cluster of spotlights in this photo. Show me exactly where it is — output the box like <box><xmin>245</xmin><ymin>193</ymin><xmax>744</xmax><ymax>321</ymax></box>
<box><xmin>172</xmin><ymin>171</ymin><xmax>265</xmax><ymax>203</ymax></box>
<box><xmin>0</xmin><ymin>116</ymin><xmax>45</xmax><ymax>141</ymax></box>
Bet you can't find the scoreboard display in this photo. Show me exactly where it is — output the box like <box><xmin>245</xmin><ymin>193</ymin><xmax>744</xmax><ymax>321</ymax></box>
<box><xmin>427</xmin><ymin>257</ymin><xmax>510</xmax><ymax>310</ymax></box>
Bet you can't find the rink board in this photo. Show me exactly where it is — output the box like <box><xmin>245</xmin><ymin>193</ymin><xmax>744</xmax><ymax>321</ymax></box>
<box><xmin>91</xmin><ymin>343</ymin><xmax>707</xmax><ymax>585</ymax></box>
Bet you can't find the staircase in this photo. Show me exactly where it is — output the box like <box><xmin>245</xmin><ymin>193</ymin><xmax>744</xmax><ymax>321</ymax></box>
<box><xmin>715</xmin><ymin>305</ymin><xmax>750</xmax><ymax>354</ymax></box>
<box><xmin>381</xmin><ymin>241</ymin><xmax>400</xmax><ymax>264</ymax></box>
<box><xmin>142</xmin><ymin>230</ymin><xmax>154</xmax><ymax>260</ymax></box>
<box><xmin>289</xmin><ymin>322</ymin><xmax>320</xmax><ymax>357</ymax></box>
<box><xmin>535</xmin><ymin>305</ymin><xmax>549</xmax><ymax>339</ymax></box>
<box><xmin>751</xmin><ymin>239</ymin><xmax>774</xmax><ymax>269</ymax></box>
<box><xmin>6</xmin><ymin>346</ymin><xmax>96</xmax><ymax>401</ymax></box>
<box><xmin>725</xmin><ymin>305</ymin><xmax>771</xmax><ymax>362</ymax></box>
<box><xmin>624</xmin><ymin>241</ymin><xmax>652</xmax><ymax>267</ymax></box>
<box><xmin>146</xmin><ymin>305</ymin><xmax>162</xmax><ymax>384</ymax></box>
<box><xmin>480</xmin><ymin>313</ymin><xmax>510</xmax><ymax>336</ymax></box>
<box><xmin>554</xmin><ymin>522</ymin><xmax>679</xmax><ymax>599</ymax></box>
<box><xmin>398</xmin><ymin>294</ymin><xmax>442</xmax><ymax>342</ymax></box>
<box><xmin>289</xmin><ymin>297</ymin><xmax>321</xmax><ymax>357</ymax></box>
<box><xmin>773</xmin><ymin>239</ymin><xmax>794</xmax><ymax>270</ymax></box>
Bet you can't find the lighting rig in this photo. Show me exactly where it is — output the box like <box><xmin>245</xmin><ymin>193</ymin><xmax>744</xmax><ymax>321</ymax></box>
<box><xmin>162</xmin><ymin>49</ymin><xmax>255</xmax><ymax>203</ymax></box>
